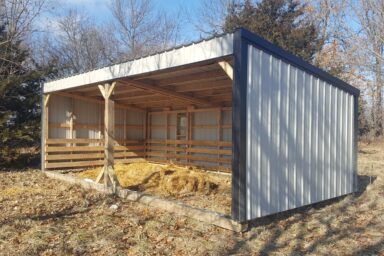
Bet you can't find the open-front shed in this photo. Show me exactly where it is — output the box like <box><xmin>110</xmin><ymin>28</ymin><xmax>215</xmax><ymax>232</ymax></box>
<box><xmin>42</xmin><ymin>28</ymin><xmax>359</xmax><ymax>226</ymax></box>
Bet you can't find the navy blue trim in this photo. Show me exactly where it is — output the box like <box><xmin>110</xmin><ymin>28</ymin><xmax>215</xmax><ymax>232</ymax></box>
<box><xmin>231</xmin><ymin>30</ymin><xmax>248</xmax><ymax>222</ymax></box>
<box><xmin>238</xmin><ymin>28</ymin><xmax>360</xmax><ymax>96</ymax></box>
<box><xmin>353</xmin><ymin>95</ymin><xmax>358</xmax><ymax>192</ymax></box>
<box><xmin>40</xmin><ymin>84</ymin><xmax>45</xmax><ymax>171</ymax></box>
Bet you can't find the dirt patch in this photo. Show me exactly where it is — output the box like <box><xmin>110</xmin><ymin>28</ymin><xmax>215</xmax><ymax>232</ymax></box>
<box><xmin>1</xmin><ymin>142</ymin><xmax>384</xmax><ymax>255</ymax></box>
<box><xmin>74</xmin><ymin>163</ymin><xmax>231</xmax><ymax>214</ymax></box>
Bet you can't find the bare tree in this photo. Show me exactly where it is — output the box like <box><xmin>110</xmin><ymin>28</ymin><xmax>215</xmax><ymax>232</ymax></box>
<box><xmin>44</xmin><ymin>9</ymin><xmax>118</xmax><ymax>76</ymax></box>
<box><xmin>109</xmin><ymin>0</ymin><xmax>181</xmax><ymax>59</ymax></box>
<box><xmin>0</xmin><ymin>0</ymin><xmax>48</xmax><ymax>43</ymax></box>
<box><xmin>193</xmin><ymin>0</ymin><xmax>239</xmax><ymax>36</ymax></box>
<box><xmin>350</xmin><ymin>0</ymin><xmax>384</xmax><ymax>136</ymax></box>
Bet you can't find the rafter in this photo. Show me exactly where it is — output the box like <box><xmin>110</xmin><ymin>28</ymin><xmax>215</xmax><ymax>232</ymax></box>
<box><xmin>118</xmin><ymin>79</ymin><xmax>215</xmax><ymax>106</ymax></box>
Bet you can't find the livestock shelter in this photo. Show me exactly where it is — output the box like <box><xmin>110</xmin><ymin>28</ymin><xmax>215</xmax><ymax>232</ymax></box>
<box><xmin>42</xmin><ymin>28</ymin><xmax>359</xmax><ymax>225</ymax></box>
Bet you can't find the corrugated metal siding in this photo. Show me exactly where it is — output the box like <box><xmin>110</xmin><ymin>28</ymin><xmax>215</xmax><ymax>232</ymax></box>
<box><xmin>48</xmin><ymin>94</ymin><xmax>72</xmax><ymax>139</ymax></box>
<box><xmin>74</xmin><ymin>98</ymin><xmax>101</xmax><ymax>139</ymax></box>
<box><xmin>246</xmin><ymin>45</ymin><xmax>355</xmax><ymax>220</ymax></box>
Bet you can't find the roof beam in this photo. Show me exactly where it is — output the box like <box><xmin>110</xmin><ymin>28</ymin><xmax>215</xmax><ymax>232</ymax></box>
<box><xmin>156</xmin><ymin>70</ymin><xmax>227</xmax><ymax>86</ymax></box>
<box><xmin>118</xmin><ymin>79</ymin><xmax>215</xmax><ymax>106</ymax></box>
<box><xmin>218</xmin><ymin>61</ymin><xmax>233</xmax><ymax>80</ymax></box>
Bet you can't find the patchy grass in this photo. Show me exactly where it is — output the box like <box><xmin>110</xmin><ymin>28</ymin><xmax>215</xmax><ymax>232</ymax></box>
<box><xmin>0</xmin><ymin>142</ymin><xmax>383</xmax><ymax>255</ymax></box>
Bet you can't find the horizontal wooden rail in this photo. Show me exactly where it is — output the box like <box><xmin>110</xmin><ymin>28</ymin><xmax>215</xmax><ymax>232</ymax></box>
<box><xmin>45</xmin><ymin>157</ymin><xmax>146</xmax><ymax>169</ymax></box>
<box><xmin>49</xmin><ymin>123</ymin><xmax>143</xmax><ymax>129</ymax></box>
<box><xmin>147</xmin><ymin>145</ymin><xmax>231</xmax><ymax>155</ymax></box>
<box><xmin>46</xmin><ymin>151</ymin><xmax>145</xmax><ymax>161</ymax></box>
<box><xmin>46</xmin><ymin>139</ymin><xmax>144</xmax><ymax>145</ymax></box>
<box><xmin>146</xmin><ymin>152</ymin><xmax>231</xmax><ymax>164</ymax></box>
<box><xmin>46</xmin><ymin>138</ymin><xmax>103</xmax><ymax>144</ymax></box>
<box><xmin>44</xmin><ymin>138</ymin><xmax>232</xmax><ymax>170</ymax></box>
<box><xmin>147</xmin><ymin>139</ymin><xmax>232</xmax><ymax>147</ymax></box>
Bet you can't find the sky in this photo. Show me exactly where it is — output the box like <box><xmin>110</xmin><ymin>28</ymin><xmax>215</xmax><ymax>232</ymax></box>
<box><xmin>40</xmin><ymin>0</ymin><xmax>205</xmax><ymax>42</ymax></box>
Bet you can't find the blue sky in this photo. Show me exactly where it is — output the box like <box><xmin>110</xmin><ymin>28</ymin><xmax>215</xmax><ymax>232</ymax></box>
<box><xmin>42</xmin><ymin>0</ymin><xmax>205</xmax><ymax>41</ymax></box>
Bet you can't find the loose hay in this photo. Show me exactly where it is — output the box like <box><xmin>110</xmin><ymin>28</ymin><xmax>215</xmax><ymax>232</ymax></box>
<box><xmin>75</xmin><ymin>162</ymin><xmax>231</xmax><ymax>213</ymax></box>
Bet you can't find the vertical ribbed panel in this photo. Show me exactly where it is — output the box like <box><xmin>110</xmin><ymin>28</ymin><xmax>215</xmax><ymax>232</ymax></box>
<box><xmin>48</xmin><ymin>94</ymin><xmax>145</xmax><ymax>141</ymax></box>
<box><xmin>246</xmin><ymin>45</ymin><xmax>355</xmax><ymax>220</ymax></box>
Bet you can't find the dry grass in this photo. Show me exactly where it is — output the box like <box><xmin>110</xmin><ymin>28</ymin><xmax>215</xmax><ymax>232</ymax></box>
<box><xmin>75</xmin><ymin>163</ymin><xmax>231</xmax><ymax>214</ymax></box>
<box><xmin>0</xmin><ymin>142</ymin><xmax>383</xmax><ymax>255</ymax></box>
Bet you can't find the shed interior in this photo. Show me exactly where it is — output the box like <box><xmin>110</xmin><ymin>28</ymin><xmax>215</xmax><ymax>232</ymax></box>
<box><xmin>43</xmin><ymin>57</ymin><xmax>234</xmax><ymax>173</ymax></box>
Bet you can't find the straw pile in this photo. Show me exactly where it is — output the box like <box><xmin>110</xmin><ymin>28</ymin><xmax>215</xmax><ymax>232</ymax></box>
<box><xmin>76</xmin><ymin>163</ymin><xmax>219</xmax><ymax>196</ymax></box>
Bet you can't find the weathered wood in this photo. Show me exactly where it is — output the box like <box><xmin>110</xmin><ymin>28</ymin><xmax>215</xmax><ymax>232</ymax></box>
<box><xmin>44</xmin><ymin>171</ymin><xmax>246</xmax><ymax>232</ymax></box>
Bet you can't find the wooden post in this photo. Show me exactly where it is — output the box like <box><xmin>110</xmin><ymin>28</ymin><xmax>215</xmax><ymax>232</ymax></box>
<box><xmin>145</xmin><ymin>111</ymin><xmax>150</xmax><ymax>160</ymax></box>
<box><xmin>43</xmin><ymin>94</ymin><xmax>51</xmax><ymax>171</ymax></box>
<box><xmin>217</xmin><ymin>108</ymin><xmax>222</xmax><ymax>168</ymax></box>
<box><xmin>95</xmin><ymin>82</ymin><xmax>120</xmax><ymax>192</ymax></box>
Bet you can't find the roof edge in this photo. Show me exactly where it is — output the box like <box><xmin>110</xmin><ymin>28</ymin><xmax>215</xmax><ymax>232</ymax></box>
<box><xmin>44</xmin><ymin>33</ymin><xmax>234</xmax><ymax>93</ymax></box>
<box><xmin>237</xmin><ymin>28</ymin><xmax>360</xmax><ymax>96</ymax></box>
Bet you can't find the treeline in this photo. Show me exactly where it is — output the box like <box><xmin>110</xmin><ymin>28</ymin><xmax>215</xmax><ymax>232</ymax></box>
<box><xmin>0</xmin><ymin>0</ymin><xmax>382</xmax><ymax>168</ymax></box>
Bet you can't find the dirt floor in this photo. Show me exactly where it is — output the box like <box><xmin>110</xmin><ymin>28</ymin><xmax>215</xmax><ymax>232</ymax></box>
<box><xmin>73</xmin><ymin>163</ymin><xmax>231</xmax><ymax>215</ymax></box>
<box><xmin>0</xmin><ymin>142</ymin><xmax>383</xmax><ymax>255</ymax></box>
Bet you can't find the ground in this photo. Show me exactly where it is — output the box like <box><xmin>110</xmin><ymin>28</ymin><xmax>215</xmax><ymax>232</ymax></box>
<box><xmin>0</xmin><ymin>142</ymin><xmax>383</xmax><ymax>255</ymax></box>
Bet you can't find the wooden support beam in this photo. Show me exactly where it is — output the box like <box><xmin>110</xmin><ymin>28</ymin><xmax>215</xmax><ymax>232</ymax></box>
<box><xmin>156</xmin><ymin>70</ymin><xmax>226</xmax><ymax>86</ymax></box>
<box><xmin>218</xmin><ymin>61</ymin><xmax>233</xmax><ymax>80</ymax></box>
<box><xmin>119</xmin><ymin>79</ymin><xmax>215</xmax><ymax>106</ymax></box>
<box><xmin>95</xmin><ymin>82</ymin><xmax>120</xmax><ymax>192</ymax></box>
<box><xmin>44</xmin><ymin>94</ymin><xmax>51</xmax><ymax>107</ymax></box>
<box><xmin>43</xmin><ymin>94</ymin><xmax>50</xmax><ymax>170</ymax></box>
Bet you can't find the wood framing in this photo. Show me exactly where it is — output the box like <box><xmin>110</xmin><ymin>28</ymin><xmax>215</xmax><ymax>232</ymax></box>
<box><xmin>95</xmin><ymin>82</ymin><xmax>120</xmax><ymax>191</ymax></box>
<box><xmin>119</xmin><ymin>79</ymin><xmax>216</xmax><ymax>106</ymax></box>
<box><xmin>218</xmin><ymin>61</ymin><xmax>233</xmax><ymax>80</ymax></box>
<box><xmin>43</xmin><ymin>94</ymin><xmax>50</xmax><ymax>171</ymax></box>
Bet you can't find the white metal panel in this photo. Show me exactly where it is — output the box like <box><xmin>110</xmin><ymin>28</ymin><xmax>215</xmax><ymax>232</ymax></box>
<box><xmin>44</xmin><ymin>34</ymin><xmax>234</xmax><ymax>93</ymax></box>
<box><xmin>246</xmin><ymin>45</ymin><xmax>355</xmax><ymax>220</ymax></box>
<box><xmin>48</xmin><ymin>94</ymin><xmax>72</xmax><ymax>138</ymax></box>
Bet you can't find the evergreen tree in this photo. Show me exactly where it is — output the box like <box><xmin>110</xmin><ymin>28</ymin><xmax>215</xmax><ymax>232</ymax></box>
<box><xmin>0</xmin><ymin>24</ymin><xmax>51</xmax><ymax>168</ymax></box>
<box><xmin>358</xmin><ymin>96</ymin><xmax>370</xmax><ymax>138</ymax></box>
<box><xmin>224</xmin><ymin>0</ymin><xmax>323</xmax><ymax>62</ymax></box>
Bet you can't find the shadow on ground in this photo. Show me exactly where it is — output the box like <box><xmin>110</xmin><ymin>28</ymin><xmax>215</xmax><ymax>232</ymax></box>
<box><xmin>225</xmin><ymin>174</ymin><xmax>382</xmax><ymax>255</ymax></box>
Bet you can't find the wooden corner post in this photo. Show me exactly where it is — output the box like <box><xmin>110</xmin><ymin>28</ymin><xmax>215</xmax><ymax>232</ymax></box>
<box><xmin>42</xmin><ymin>94</ymin><xmax>51</xmax><ymax>171</ymax></box>
<box><xmin>96</xmin><ymin>82</ymin><xmax>120</xmax><ymax>192</ymax></box>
